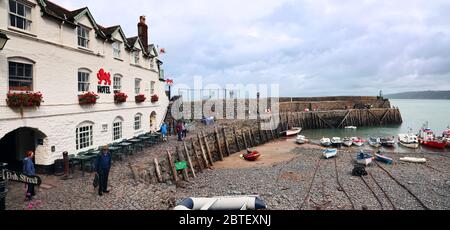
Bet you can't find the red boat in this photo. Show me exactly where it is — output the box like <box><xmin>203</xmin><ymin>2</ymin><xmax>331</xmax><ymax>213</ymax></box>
<box><xmin>419</xmin><ymin>128</ymin><xmax>447</xmax><ymax>149</ymax></box>
<box><xmin>243</xmin><ymin>150</ymin><xmax>261</xmax><ymax>161</ymax></box>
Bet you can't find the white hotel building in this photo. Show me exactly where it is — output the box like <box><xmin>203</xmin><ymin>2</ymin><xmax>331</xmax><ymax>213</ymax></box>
<box><xmin>0</xmin><ymin>0</ymin><xmax>169</xmax><ymax>171</ymax></box>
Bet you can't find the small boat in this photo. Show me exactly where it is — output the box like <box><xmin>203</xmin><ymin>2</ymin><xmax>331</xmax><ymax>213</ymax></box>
<box><xmin>380</xmin><ymin>136</ymin><xmax>396</xmax><ymax>147</ymax></box>
<box><xmin>368</xmin><ymin>137</ymin><xmax>381</xmax><ymax>148</ymax></box>
<box><xmin>296</xmin><ymin>135</ymin><xmax>308</xmax><ymax>144</ymax></box>
<box><xmin>375</xmin><ymin>152</ymin><xmax>393</xmax><ymax>164</ymax></box>
<box><xmin>331</xmin><ymin>137</ymin><xmax>343</xmax><ymax>147</ymax></box>
<box><xmin>343</xmin><ymin>137</ymin><xmax>353</xmax><ymax>147</ymax></box>
<box><xmin>398</xmin><ymin>134</ymin><xmax>420</xmax><ymax>149</ymax></box>
<box><xmin>285</xmin><ymin>127</ymin><xmax>302</xmax><ymax>137</ymax></box>
<box><xmin>399</xmin><ymin>157</ymin><xmax>427</xmax><ymax>164</ymax></box>
<box><xmin>320</xmin><ymin>137</ymin><xmax>332</xmax><ymax>147</ymax></box>
<box><xmin>323</xmin><ymin>149</ymin><xmax>338</xmax><ymax>159</ymax></box>
<box><xmin>242</xmin><ymin>150</ymin><xmax>261</xmax><ymax>161</ymax></box>
<box><xmin>418</xmin><ymin>126</ymin><xmax>447</xmax><ymax>149</ymax></box>
<box><xmin>351</xmin><ymin>137</ymin><xmax>365</xmax><ymax>147</ymax></box>
<box><xmin>357</xmin><ymin>151</ymin><xmax>373</xmax><ymax>166</ymax></box>
<box><xmin>345</xmin><ymin>126</ymin><xmax>357</xmax><ymax>130</ymax></box>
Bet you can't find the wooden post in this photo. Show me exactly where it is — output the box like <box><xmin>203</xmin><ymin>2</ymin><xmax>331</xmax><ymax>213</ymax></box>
<box><xmin>233</xmin><ymin>127</ymin><xmax>241</xmax><ymax>151</ymax></box>
<box><xmin>242</xmin><ymin>131</ymin><xmax>249</xmax><ymax>149</ymax></box>
<box><xmin>201</xmin><ymin>131</ymin><xmax>214</xmax><ymax>165</ymax></box>
<box><xmin>183</xmin><ymin>141</ymin><xmax>196</xmax><ymax>178</ymax></box>
<box><xmin>191</xmin><ymin>139</ymin><xmax>204</xmax><ymax>173</ymax></box>
<box><xmin>154</xmin><ymin>158</ymin><xmax>163</xmax><ymax>183</ymax></box>
<box><xmin>176</xmin><ymin>146</ymin><xmax>189</xmax><ymax>181</ymax></box>
<box><xmin>214</xmin><ymin>127</ymin><xmax>224</xmax><ymax>161</ymax></box>
<box><xmin>167</xmin><ymin>150</ymin><xmax>179</xmax><ymax>182</ymax></box>
<box><xmin>222</xmin><ymin>127</ymin><xmax>231</xmax><ymax>157</ymax></box>
<box><xmin>197</xmin><ymin>134</ymin><xmax>210</xmax><ymax>168</ymax></box>
<box><xmin>249</xmin><ymin>130</ymin><xmax>255</xmax><ymax>146</ymax></box>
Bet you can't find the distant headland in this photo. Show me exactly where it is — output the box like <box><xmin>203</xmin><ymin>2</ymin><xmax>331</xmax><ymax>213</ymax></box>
<box><xmin>386</xmin><ymin>91</ymin><xmax>450</xmax><ymax>100</ymax></box>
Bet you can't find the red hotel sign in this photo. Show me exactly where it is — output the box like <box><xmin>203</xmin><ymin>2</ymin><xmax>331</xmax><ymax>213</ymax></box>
<box><xmin>97</xmin><ymin>68</ymin><xmax>111</xmax><ymax>94</ymax></box>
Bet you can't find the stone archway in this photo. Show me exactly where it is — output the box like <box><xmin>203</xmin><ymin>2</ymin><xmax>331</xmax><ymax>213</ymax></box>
<box><xmin>150</xmin><ymin>111</ymin><xmax>157</xmax><ymax>131</ymax></box>
<box><xmin>0</xmin><ymin>127</ymin><xmax>47</xmax><ymax>170</ymax></box>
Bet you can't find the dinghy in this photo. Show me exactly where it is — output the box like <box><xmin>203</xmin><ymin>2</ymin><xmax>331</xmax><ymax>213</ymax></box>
<box><xmin>399</xmin><ymin>157</ymin><xmax>427</xmax><ymax>164</ymax></box>
<box><xmin>320</xmin><ymin>137</ymin><xmax>332</xmax><ymax>147</ymax></box>
<box><xmin>345</xmin><ymin>126</ymin><xmax>357</xmax><ymax>130</ymax></box>
<box><xmin>381</xmin><ymin>136</ymin><xmax>396</xmax><ymax>147</ymax></box>
<box><xmin>356</xmin><ymin>151</ymin><xmax>373</xmax><ymax>166</ymax></box>
<box><xmin>343</xmin><ymin>137</ymin><xmax>353</xmax><ymax>147</ymax></box>
<box><xmin>398</xmin><ymin>134</ymin><xmax>420</xmax><ymax>149</ymax></box>
<box><xmin>285</xmin><ymin>127</ymin><xmax>302</xmax><ymax>137</ymax></box>
<box><xmin>368</xmin><ymin>137</ymin><xmax>381</xmax><ymax>148</ymax></box>
<box><xmin>375</xmin><ymin>152</ymin><xmax>393</xmax><ymax>164</ymax></box>
<box><xmin>331</xmin><ymin>137</ymin><xmax>343</xmax><ymax>147</ymax></box>
<box><xmin>241</xmin><ymin>149</ymin><xmax>261</xmax><ymax>161</ymax></box>
<box><xmin>296</xmin><ymin>135</ymin><xmax>308</xmax><ymax>144</ymax></box>
<box><xmin>351</xmin><ymin>137</ymin><xmax>365</xmax><ymax>147</ymax></box>
<box><xmin>323</xmin><ymin>149</ymin><xmax>338</xmax><ymax>159</ymax></box>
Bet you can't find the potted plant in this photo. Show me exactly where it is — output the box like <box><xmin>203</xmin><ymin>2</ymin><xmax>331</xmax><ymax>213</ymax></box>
<box><xmin>78</xmin><ymin>92</ymin><xmax>99</xmax><ymax>105</ymax></box>
<box><xmin>151</xmin><ymin>94</ymin><xmax>159</xmax><ymax>103</ymax></box>
<box><xmin>135</xmin><ymin>94</ymin><xmax>146</xmax><ymax>103</ymax></box>
<box><xmin>114</xmin><ymin>92</ymin><xmax>128</xmax><ymax>104</ymax></box>
<box><xmin>6</xmin><ymin>91</ymin><xmax>43</xmax><ymax>108</ymax></box>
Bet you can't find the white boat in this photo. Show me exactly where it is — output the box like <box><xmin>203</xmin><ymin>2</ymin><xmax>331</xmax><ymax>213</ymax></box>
<box><xmin>368</xmin><ymin>137</ymin><xmax>381</xmax><ymax>148</ymax></box>
<box><xmin>323</xmin><ymin>149</ymin><xmax>338</xmax><ymax>159</ymax></box>
<box><xmin>351</xmin><ymin>137</ymin><xmax>365</xmax><ymax>147</ymax></box>
<box><xmin>286</xmin><ymin>127</ymin><xmax>302</xmax><ymax>137</ymax></box>
<box><xmin>399</xmin><ymin>157</ymin><xmax>427</xmax><ymax>164</ymax></box>
<box><xmin>345</xmin><ymin>126</ymin><xmax>357</xmax><ymax>130</ymax></box>
<box><xmin>320</xmin><ymin>137</ymin><xmax>332</xmax><ymax>147</ymax></box>
<box><xmin>398</xmin><ymin>134</ymin><xmax>420</xmax><ymax>149</ymax></box>
<box><xmin>331</xmin><ymin>137</ymin><xmax>343</xmax><ymax>147</ymax></box>
<box><xmin>357</xmin><ymin>151</ymin><xmax>373</xmax><ymax>166</ymax></box>
<box><xmin>343</xmin><ymin>137</ymin><xmax>353</xmax><ymax>147</ymax></box>
<box><xmin>296</xmin><ymin>135</ymin><xmax>308</xmax><ymax>144</ymax></box>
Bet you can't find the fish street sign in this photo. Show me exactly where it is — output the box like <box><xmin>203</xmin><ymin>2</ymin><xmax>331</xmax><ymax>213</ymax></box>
<box><xmin>1</xmin><ymin>169</ymin><xmax>42</xmax><ymax>186</ymax></box>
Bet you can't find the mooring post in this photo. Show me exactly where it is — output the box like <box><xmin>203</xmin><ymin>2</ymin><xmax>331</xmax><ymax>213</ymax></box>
<box><xmin>242</xmin><ymin>131</ymin><xmax>249</xmax><ymax>149</ymax></box>
<box><xmin>233</xmin><ymin>127</ymin><xmax>241</xmax><ymax>151</ymax></box>
<box><xmin>183</xmin><ymin>141</ymin><xmax>196</xmax><ymax>178</ymax></box>
<box><xmin>214</xmin><ymin>128</ymin><xmax>224</xmax><ymax>161</ymax></box>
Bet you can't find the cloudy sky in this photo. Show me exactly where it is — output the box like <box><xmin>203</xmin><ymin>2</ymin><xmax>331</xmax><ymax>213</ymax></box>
<box><xmin>54</xmin><ymin>0</ymin><xmax>450</xmax><ymax>96</ymax></box>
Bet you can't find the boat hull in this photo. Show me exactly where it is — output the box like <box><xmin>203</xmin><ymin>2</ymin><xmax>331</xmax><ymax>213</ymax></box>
<box><xmin>399</xmin><ymin>141</ymin><xmax>420</xmax><ymax>149</ymax></box>
<box><xmin>376</xmin><ymin>154</ymin><xmax>393</xmax><ymax>164</ymax></box>
<box><xmin>343</xmin><ymin>141</ymin><xmax>353</xmax><ymax>147</ymax></box>
<box><xmin>421</xmin><ymin>140</ymin><xmax>447</xmax><ymax>149</ymax></box>
<box><xmin>286</xmin><ymin>128</ymin><xmax>302</xmax><ymax>137</ymax></box>
<box><xmin>323</xmin><ymin>149</ymin><xmax>337</xmax><ymax>159</ymax></box>
<box><xmin>357</xmin><ymin>158</ymin><xmax>373</xmax><ymax>166</ymax></box>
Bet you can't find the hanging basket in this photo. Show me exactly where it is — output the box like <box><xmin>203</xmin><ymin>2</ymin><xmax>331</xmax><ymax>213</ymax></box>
<box><xmin>114</xmin><ymin>92</ymin><xmax>128</xmax><ymax>104</ymax></box>
<box><xmin>135</xmin><ymin>94</ymin><xmax>146</xmax><ymax>103</ymax></box>
<box><xmin>151</xmin><ymin>94</ymin><xmax>159</xmax><ymax>103</ymax></box>
<box><xmin>78</xmin><ymin>92</ymin><xmax>99</xmax><ymax>105</ymax></box>
<box><xmin>6</xmin><ymin>91</ymin><xmax>43</xmax><ymax>108</ymax></box>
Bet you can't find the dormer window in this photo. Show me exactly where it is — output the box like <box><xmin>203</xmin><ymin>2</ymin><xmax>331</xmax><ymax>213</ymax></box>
<box><xmin>113</xmin><ymin>42</ymin><xmax>121</xmax><ymax>59</ymax></box>
<box><xmin>9</xmin><ymin>0</ymin><xmax>32</xmax><ymax>31</ymax></box>
<box><xmin>133</xmin><ymin>50</ymin><xmax>140</xmax><ymax>65</ymax></box>
<box><xmin>77</xmin><ymin>26</ymin><xmax>90</xmax><ymax>48</ymax></box>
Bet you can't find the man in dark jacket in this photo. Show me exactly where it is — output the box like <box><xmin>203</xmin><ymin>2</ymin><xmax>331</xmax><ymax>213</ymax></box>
<box><xmin>23</xmin><ymin>151</ymin><xmax>36</xmax><ymax>201</ymax></box>
<box><xmin>95</xmin><ymin>145</ymin><xmax>112</xmax><ymax>196</ymax></box>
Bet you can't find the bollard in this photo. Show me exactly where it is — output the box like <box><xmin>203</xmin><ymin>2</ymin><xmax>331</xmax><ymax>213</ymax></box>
<box><xmin>0</xmin><ymin>162</ymin><xmax>8</xmax><ymax>211</ymax></box>
<box><xmin>62</xmin><ymin>152</ymin><xmax>72</xmax><ymax>180</ymax></box>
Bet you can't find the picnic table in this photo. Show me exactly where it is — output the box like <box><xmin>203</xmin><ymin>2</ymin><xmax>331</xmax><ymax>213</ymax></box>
<box><xmin>73</xmin><ymin>154</ymin><xmax>96</xmax><ymax>177</ymax></box>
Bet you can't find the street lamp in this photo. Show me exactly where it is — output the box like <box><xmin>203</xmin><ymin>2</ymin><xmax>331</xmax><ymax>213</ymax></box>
<box><xmin>0</xmin><ymin>32</ymin><xmax>9</xmax><ymax>51</ymax></box>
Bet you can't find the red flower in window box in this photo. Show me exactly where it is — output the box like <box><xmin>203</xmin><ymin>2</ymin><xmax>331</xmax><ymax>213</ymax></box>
<box><xmin>78</xmin><ymin>92</ymin><xmax>99</xmax><ymax>105</ymax></box>
<box><xmin>151</xmin><ymin>94</ymin><xmax>159</xmax><ymax>103</ymax></box>
<box><xmin>6</xmin><ymin>91</ymin><xmax>44</xmax><ymax>108</ymax></box>
<box><xmin>135</xmin><ymin>94</ymin><xmax>146</xmax><ymax>103</ymax></box>
<box><xmin>114</xmin><ymin>92</ymin><xmax>128</xmax><ymax>103</ymax></box>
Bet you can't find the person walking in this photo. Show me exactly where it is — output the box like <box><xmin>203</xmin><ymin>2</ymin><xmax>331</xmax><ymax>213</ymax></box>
<box><xmin>161</xmin><ymin>122</ymin><xmax>168</xmax><ymax>142</ymax></box>
<box><xmin>182</xmin><ymin>120</ymin><xmax>187</xmax><ymax>138</ymax></box>
<box><xmin>23</xmin><ymin>151</ymin><xmax>36</xmax><ymax>201</ymax></box>
<box><xmin>176</xmin><ymin>121</ymin><xmax>183</xmax><ymax>141</ymax></box>
<box><xmin>94</xmin><ymin>145</ymin><xmax>112</xmax><ymax>196</ymax></box>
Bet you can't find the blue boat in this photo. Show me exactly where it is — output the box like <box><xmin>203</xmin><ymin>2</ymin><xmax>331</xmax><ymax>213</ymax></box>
<box><xmin>375</xmin><ymin>153</ymin><xmax>393</xmax><ymax>165</ymax></box>
<box><xmin>356</xmin><ymin>151</ymin><xmax>373</xmax><ymax>166</ymax></box>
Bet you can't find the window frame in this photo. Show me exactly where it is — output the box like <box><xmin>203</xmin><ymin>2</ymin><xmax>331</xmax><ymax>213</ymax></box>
<box><xmin>150</xmin><ymin>81</ymin><xmax>156</xmax><ymax>95</ymax></box>
<box><xmin>8</xmin><ymin>61</ymin><xmax>33</xmax><ymax>91</ymax></box>
<box><xmin>77</xmin><ymin>69</ymin><xmax>91</xmax><ymax>93</ymax></box>
<box><xmin>76</xmin><ymin>122</ymin><xmax>94</xmax><ymax>150</ymax></box>
<box><xmin>135</xmin><ymin>78</ymin><xmax>142</xmax><ymax>95</ymax></box>
<box><xmin>77</xmin><ymin>25</ymin><xmax>90</xmax><ymax>48</ymax></box>
<box><xmin>133</xmin><ymin>50</ymin><xmax>140</xmax><ymax>65</ymax></box>
<box><xmin>113</xmin><ymin>74</ymin><xmax>122</xmax><ymax>93</ymax></box>
<box><xmin>9</xmin><ymin>0</ymin><xmax>33</xmax><ymax>31</ymax></box>
<box><xmin>134</xmin><ymin>113</ymin><xmax>142</xmax><ymax>131</ymax></box>
<box><xmin>112</xmin><ymin>117</ymin><xmax>123</xmax><ymax>141</ymax></box>
<box><xmin>113</xmin><ymin>41</ymin><xmax>121</xmax><ymax>59</ymax></box>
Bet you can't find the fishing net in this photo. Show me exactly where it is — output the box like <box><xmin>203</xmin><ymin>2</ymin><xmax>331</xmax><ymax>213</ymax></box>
<box><xmin>352</xmin><ymin>165</ymin><xmax>368</xmax><ymax>177</ymax></box>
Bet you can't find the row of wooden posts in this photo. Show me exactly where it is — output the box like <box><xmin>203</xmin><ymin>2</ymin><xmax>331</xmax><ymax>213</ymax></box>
<box><xmin>129</xmin><ymin>108</ymin><xmax>402</xmax><ymax>184</ymax></box>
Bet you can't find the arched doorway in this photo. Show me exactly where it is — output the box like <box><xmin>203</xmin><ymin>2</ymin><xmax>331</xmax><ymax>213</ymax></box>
<box><xmin>150</xmin><ymin>111</ymin><xmax>157</xmax><ymax>131</ymax></box>
<box><xmin>0</xmin><ymin>127</ymin><xmax>47</xmax><ymax>171</ymax></box>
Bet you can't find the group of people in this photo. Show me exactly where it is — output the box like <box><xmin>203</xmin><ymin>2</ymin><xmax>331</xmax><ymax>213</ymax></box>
<box><xmin>159</xmin><ymin>120</ymin><xmax>188</xmax><ymax>142</ymax></box>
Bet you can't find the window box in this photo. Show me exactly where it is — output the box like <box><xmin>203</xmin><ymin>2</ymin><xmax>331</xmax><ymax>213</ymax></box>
<box><xmin>135</xmin><ymin>94</ymin><xmax>146</xmax><ymax>103</ymax></box>
<box><xmin>114</xmin><ymin>92</ymin><xmax>128</xmax><ymax>104</ymax></box>
<box><xmin>151</xmin><ymin>94</ymin><xmax>159</xmax><ymax>103</ymax></box>
<box><xmin>78</xmin><ymin>92</ymin><xmax>99</xmax><ymax>105</ymax></box>
<box><xmin>6</xmin><ymin>91</ymin><xmax>43</xmax><ymax>108</ymax></box>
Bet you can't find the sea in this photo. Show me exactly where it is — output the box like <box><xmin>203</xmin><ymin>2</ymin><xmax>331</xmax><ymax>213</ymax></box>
<box><xmin>300</xmin><ymin>99</ymin><xmax>450</xmax><ymax>153</ymax></box>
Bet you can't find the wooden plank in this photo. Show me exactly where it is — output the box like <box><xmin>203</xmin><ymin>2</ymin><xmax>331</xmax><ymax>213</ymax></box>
<box><xmin>380</xmin><ymin>109</ymin><xmax>391</xmax><ymax>123</ymax></box>
<box><xmin>183</xmin><ymin>141</ymin><xmax>196</xmax><ymax>178</ymax></box>
<box><xmin>153</xmin><ymin>158</ymin><xmax>163</xmax><ymax>183</ymax></box>
<box><xmin>197</xmin><ymin>134</ymin><xmax>211</xmax><ymax>168</ymax></box>
<box><xmin>167</xmin><ymin>150</ymin><xmax>179</xmax><ymax>182</ymax></box>
<box><xmin>338</xmin><ymin>110</ymin><xmax>352</xmax><ymax>128</ymax></box>
<box><xmin>314</xmin><ymin>113</ymin><xmax>335</xmax><ymax>128</ymax></box>
<box><xmin>367</xmin><ymin>109</ymin><xmax>381</xmax><ymax>123</ymax></box>
<box><xmin>176</xmin><ymin>146</ymin><xmax>189</xmax><ymax>181</ymax></box>
<box><xmin>242</xmin><ymin>131</ymin><xmax>249</xmax><ymax>149</ymax></box>
<box><xmin>201</xmin><ymin>132</ymin><xmax>214</xmax><ymax>165</ymax></box>
<box><xmin>214</xmin><ymin>128</ymin><xmax>224</xmax><ymax>161</ymax></box>
<box><xmin>233</xmin><ymin>127</ymin><xmax>241</xmax><ymax>151</ymax></box>
<box><xmin>222</xmin><ymin>127</ymin><xmax>231</xmax><ymax>156</ymax></box>
<box><xmin>191</xmin><ymin>139</ymin><xmax>204</xmax><ymax>173</ymax></box>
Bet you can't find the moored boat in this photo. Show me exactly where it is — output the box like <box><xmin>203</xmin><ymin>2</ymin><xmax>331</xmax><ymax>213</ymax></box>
<box><xmin>320</xmin><ymin>137</ymin><xmax>332</xmax><ymax>147</ymax></box>
<box><xmin>296</xmin><ymin>135</ymin><xmax>308</xmax><ymax>144</ymax></box>
<box><xmin>398</xmin><ymin>134</ymin><xmax>420</xmax><ymax>149</ymax></box>
<box><xmin>351</xmin><ymin>137</ymin><xmax>365</xmax><ymax>147</ymax></box>
<box><xmin>323</xmin><ymin>149</ymin><xmax>338</xmax><ymax>159</ymax></box>
<box><xmin>343</xmin><ymin>137</ymin><xmax>353</xmax><ymax>147</ymax></box>
<box><xmin>345</xmin><ymin>126</ymin><xmax>357</xmax><ymax>130</ymax></box>
<box><xmin>443</xmin><ymin>128</ymin><xmax>450</xmax><ymax>148</ymax></box>
<box><xmin>242</xmin><ymin>151</ymin><xmax>261</xmax><ymax>161</ymax></box>
<box><xmin>380</xmin><ymin>136</ymin><xmax>396</xmax><ymax>147</ymax></box>
<box><xmin>356</xmin><ymin>151</ymin><xmax>373</xmax><ymax>166</ymax></box>
<box><xmin>418</xmin><ymin>126</ymin><xmax>447</xmax><ymax>149</ymax></box>
<box><xmin>368</xmin><ymin>137</ymin><xmax>381</xmax><ymax>148</ymax></box>
<box><xmin>331</xmin><ymin>137</ymin><xmax>343</xmax><ymax>147</ymax></box>
<box><xmin>285</xmin><ymin>127</ymin><xmax>302</xmax><ymax>137</ymax></box>
<box><xmin>375</xmin><ymin>152</ymin><xmax>393</xmax><ymax>164</ymax></box>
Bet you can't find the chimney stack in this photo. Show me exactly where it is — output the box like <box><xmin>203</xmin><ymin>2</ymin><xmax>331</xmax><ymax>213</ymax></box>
<box><xmin>138</xmin><ymin>16</ymin><xmax>148</xmax><ymax>50</ymax></box>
